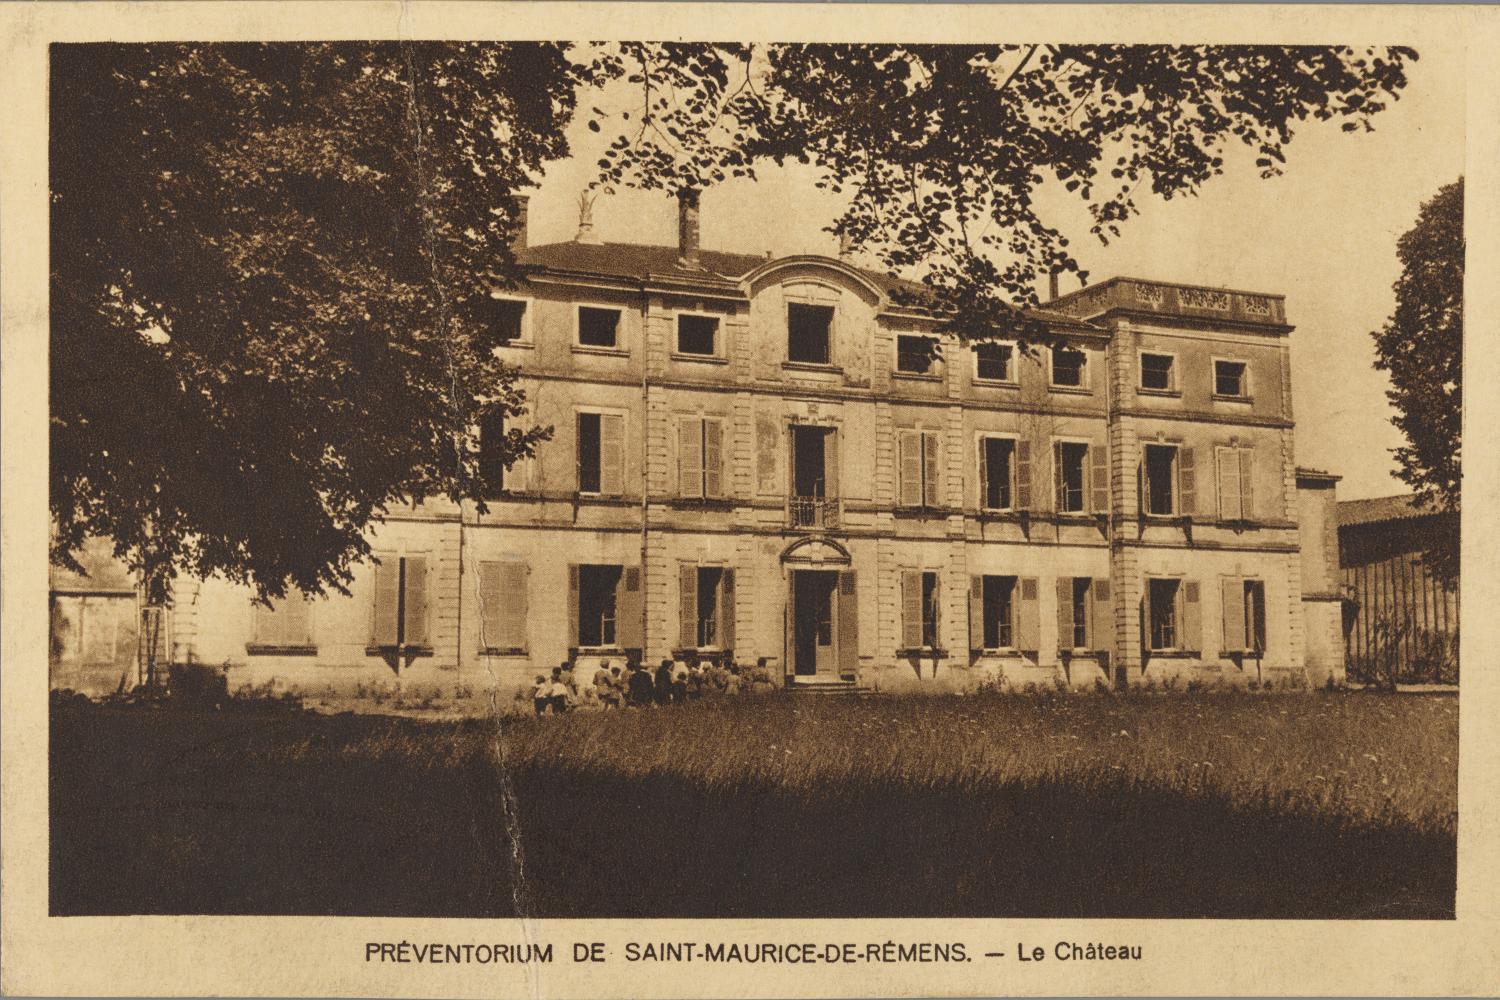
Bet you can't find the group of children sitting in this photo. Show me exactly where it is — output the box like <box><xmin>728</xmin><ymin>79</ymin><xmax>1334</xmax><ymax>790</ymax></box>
<box><xmin>529</xmin><ymin>657</ymin><xmax>775</xmax><ymax>715</ymax></box>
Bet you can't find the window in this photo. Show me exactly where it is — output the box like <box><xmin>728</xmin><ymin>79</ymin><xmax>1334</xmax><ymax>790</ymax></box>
<box><xmin>980</xmin><ymin>436</ymin><xmax>1015</xmax><ymax>510</ymax></box>
<box><xmin>1140</xmin><ymin>352</ymin><xmax>1175</xmax><ymax>391</ymax></box>
<box><xmin>981</xmin><ymin>575</ymin><xmax>1016</xmax><ymax>649</ymax></box>
<box><xmin>478</xmin><ymin>561</ymin><xmax>527</xmax><ymax>653</ymax></box>
<box><xmin>789</xmin><ymin>425</ymin><xmax>839</xmax><ymax>527</ymax></box>
<box><xmin>1216</xmin><ymin>446</ymin><xmax>1255</xmax><ymax>520</ymax></box>
<box><xmin>371</xmin><ymin>554</ymin><xmax>428</xmax><ymax>649</ymax></box>
<box><xmin>680</xmin><ymin>566</ymin><xmax>736</xmax><ymax>650</ymax></box>
<box><xmin>478</xmin><ymin>410</ymin><xmax>508</xmax><ymax>497</ymax></box>
<box><xmin>677</xmin><ymin>314</ymin><xmax>718</xmax><ymax>356</ymax></box>
<box><xmin>974</xmin><ymin>342</ymin><xmax>1014</xmax><ymax>382</ymax></box>
<box><xmin>1148</xmin><ymin>578</ymin><xmax>1180</xmax><ymax>651</ymax></box>
<box><xmin>577</xmin><ymin>564</ymin><xmax>622</xmax><ymax>647</ymax></box>
<box><xmin>1144</xmin><ymin>444</ymin><xmax>1179</xmax><ymax>516</ymax></box>
<box><xmin>902</xmin><ymin>570</ymin><xmax>941</xmax><ymax>649</ymax></box>
<box><xmin>1054</xmin><ymin>577</ymin><xmax>1111</xmax><ymax>655</ymax></box>
<box><xmin>678</xmin><ymin>416</ymin><xmax>724</xmax><ymax>499</ymax></box>
<box><xmin>1214</xmin><ymin>360</ymin><xmax>1248</xmax><ymax>397</ymax></box>
<box><xmin>1054</xmin><ymin>441</ymin><xmax>1090</xmax><ymax>513</ymax></box>
<box><xmin>787</xmin><ymin>303</ymin><xmax>833</xmax><ymax>364</ymax></box>
<box><xmin>896</xmin><ymin>334</ymin><xmax>939</xmax><ymax>375</ymax></box>
<box><xmin>576</xmin><ymin>411</ymin><xmax>624</xmax><ymax>495</ymax></box>
<box><xmin>1221</xmin><ymin>577</ymin><xmax>1267</xmax><ymax>654</ymax></box>
<box><xmin>578</xmin><ymin>306</ymin><xmax>621</xmax><ymax>348</ymax></box>
<box><xmin>1051</xmin><ymin>346</ymin><xmax>1087</xmax><ymax>388</ymax></box>
<box><xmin>251</xmin><ymin>593</ymin><xmax>314</xmax><ymax>652</ymax></box>
<box><xmin>899</xmin><ymin>430</ymin><xmax>942</xmax><ymax>508</ymax></box>
<box><xmin>487</xmin><ymin>297</ymin><xmax>528</xmax><ymax>346</ymax></box>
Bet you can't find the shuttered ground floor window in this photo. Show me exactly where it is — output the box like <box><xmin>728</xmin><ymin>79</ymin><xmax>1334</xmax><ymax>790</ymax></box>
<box><xmin>247</xmin><ymin>593</ymin><xmax>316</xmax><ymax>654</ymax></box>
<box><xmin>478</xmin><ymin>561</ymin><xmax>528</xmax><ymax>654</ymax></box>
<box><xmin>900</xmin><ymin>570</ymin><xmax>943</xmax><ymax>650</ymax></box>
<box><xmin>568</xmin><ymin>564</ymin><xmax>643</xmax><ymax>652</ymax></box>
<box><xmin>1220</xmin><ymin>577</ymin><xmax>1267</xmax><ymax>654</ymax></box>
<box><xmin>1146</xmin><ymin>578</ymin><xmax>1201</xmax><ymax>654</ymax></box>
<box><xmin>1056</xmin><ymin>577</ymin><xmax>1113</xmax><ymax>654</ymax></box>
<box><xmin>679</xmin><ymin>565</ymin><xmax>736</xmax><ymax>651</ymax></box>
<box><xmin>369</xmin><ymin>553</ymin><xmax>429</xmax><ymax>651</ymax></box>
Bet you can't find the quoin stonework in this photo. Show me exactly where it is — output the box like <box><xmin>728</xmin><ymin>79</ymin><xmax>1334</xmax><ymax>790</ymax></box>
<box><xmin>49</xmin><ymin>193</ymin><xmax>1347</xmax><ymax>702</ymax></box>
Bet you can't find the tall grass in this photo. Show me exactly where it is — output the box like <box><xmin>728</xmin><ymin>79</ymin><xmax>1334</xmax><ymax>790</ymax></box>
<box><xmin>50</xmin><ymin>690</ymin><xmax>1456</xmax><ymax>918</ymax></box>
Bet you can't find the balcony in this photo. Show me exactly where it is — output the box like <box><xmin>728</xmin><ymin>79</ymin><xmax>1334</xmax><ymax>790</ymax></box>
<box><xmin>788</xmin><ymin>496</ymin><xmax>840</xmax><ymax>530</ymax></box>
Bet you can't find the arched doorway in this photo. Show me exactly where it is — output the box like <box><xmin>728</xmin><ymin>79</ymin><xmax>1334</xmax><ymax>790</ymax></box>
<box><xmin>780</xmin><ymin>538</ymin><xmax>857</xmax><ymax>683</ymax></box>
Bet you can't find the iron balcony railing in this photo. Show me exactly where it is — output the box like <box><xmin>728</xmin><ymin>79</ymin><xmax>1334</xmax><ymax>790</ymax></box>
<box><xmin>788</xmin><ymin>495</ymin><xmax>840</xmax><ymax>529</ymax></box>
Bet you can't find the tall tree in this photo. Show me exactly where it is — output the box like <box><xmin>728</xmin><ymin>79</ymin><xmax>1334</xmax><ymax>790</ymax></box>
<box><xmin>1371</xmin><ymin>177</ymin><xmax>1463</xmax><ymax>584</ymax></box>
<box><xmin>51</xmin><ymin>43</ymin><xmax>570</xmax><ymax>599</ymax></box>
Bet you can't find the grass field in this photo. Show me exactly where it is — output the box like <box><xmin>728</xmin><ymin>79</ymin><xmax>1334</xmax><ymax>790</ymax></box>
<box><xmin>50</xmin><ymin>689</ymin><xmax>1457</xmax><ymax>918</ymax></box>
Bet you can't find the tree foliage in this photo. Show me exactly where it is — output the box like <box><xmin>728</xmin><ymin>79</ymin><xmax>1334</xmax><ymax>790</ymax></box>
<box><xmin>591</xmin><ymin>43</ymin><xmax>1416</xmax><ymax>342</ymax></box>
<box><xmin>51</xmin><ymin>43</ymin><xmax>570</xmax><ymax>599</ymax></box>
<box><xmin>1371</xmin><ymin>177</ymin><xmax>1463</xmax><ymax>583</ymax></box>
<box><xmin>51</xmin><ymin>42</ymin><xmax>1419</xmax><ymax>599</ymax></box>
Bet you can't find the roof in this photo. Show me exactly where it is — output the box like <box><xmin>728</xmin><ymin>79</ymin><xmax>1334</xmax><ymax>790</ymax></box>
<box><xmin>517</xmin><ymin>239</ymin><xmax>1099</xmax><ymax>329</ymax></box>
<box><xmin>1338</xmin><ymin>494</ymin><xmax>1452</xmax><ymax>528</ymax></box>
<box><xmin>1295</xmin><ymin>466</ymin><xmax>1341</xmax><ymax>485</ymax></box>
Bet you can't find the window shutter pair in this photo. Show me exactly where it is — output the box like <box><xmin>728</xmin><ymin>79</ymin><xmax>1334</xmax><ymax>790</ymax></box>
<box><xmin>1216</xmin><ymin>447</ymin><xmax>1255</xmax><ymax>519</ymax></box>
<box><xmin>371</xmin><ymin>554</ymin><xmax>427</xmax><ymax>646</ymax></box>
<box><xmin>899</xmin><ymin>431</ymin><xmax>939</xmax><ymax>507</ymax></box>
<box><xmin>678</xmin><ymin>417</ymin><xmax>725</xmax><ymax>498</ymax></box>
<box><xmin>479</xmin><ymin>562</ymin><xmax>527</xmax><ymax>651</ymax></box>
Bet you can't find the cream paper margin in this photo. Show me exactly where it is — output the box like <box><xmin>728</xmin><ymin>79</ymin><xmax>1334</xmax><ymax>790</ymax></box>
<box><xmin>2</xmin><ymin>3</ymin><xmax>1497</xmax><ymax>996</ymax></box>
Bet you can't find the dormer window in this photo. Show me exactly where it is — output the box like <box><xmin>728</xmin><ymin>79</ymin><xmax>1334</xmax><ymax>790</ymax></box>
<box><xmin>787</xmin><ymin>303</ymin><xmax>833</xmax><ymax>365</ymax></box>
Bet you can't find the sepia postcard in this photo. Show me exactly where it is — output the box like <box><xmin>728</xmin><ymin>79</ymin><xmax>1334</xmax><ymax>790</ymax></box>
<box><xmin>3</xmin><ymin>1</ymin><xmax>1499</xmax><ymax>997</ymax></box>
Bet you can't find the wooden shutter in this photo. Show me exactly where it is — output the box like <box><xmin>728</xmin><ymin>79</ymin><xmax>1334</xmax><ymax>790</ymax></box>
<box><xmin>837</xmin><ymin>570</ymin><xmax>859</xmax><ymax>677</ymax></box>
<box><xmin>720</xmin><ymin>569</ymin><xmax>736</xmax><ymax>650</ymax></box>
<box><xmin>599</xmin><ymin>414</ymin><xmax>625</xmax><ymax>496</ymax></box>
<box><xmin>823</xmin><ymin>428</ymin><xmax>839</xmax><ymax>499</ymax></box>
<box><xmin>283</xmin><ymin>593</ymin><xmax>310</xmax><ymax>646</ymax></box>
<box><xmin>255</xmin><ymin>601</ymin><xmax>284</xmax><ymax>646</ymax></box>
<box><xmin>372</xmin><ymin>554</ymin><xmax>398</xmax><ymax>646</ymax></box>
<box><xmin>977</xmin><ymin>439</ymin><xmax>990</xmax><ymax>509</ymax></box>
<box><xmin>969</xmin><ymin>576</ymin><xmax>984</xmax><ymax>652</ymax></box>
<box><xmin>1090</xmin><ymin>443</ymin><xmax>1110</xmax><ymax>513</ymax></box>
<box><xmin>1016</xmin><ymin>577</ymin><xmax>1040</xmax><ymax>651</ymax></box>
<box><xmin>1221</xmin><ymin>577</ymin><xmax>1247</xmax><ymax>652</ymax></box>
<box><xmin>403</xmin><ymin>556</ymin><xmax>428</xmax><ymax>645</ymax></box>
<box><xmin>479</xmin><ymin>562</ymin><xmax>503</xmax><ymax>648</ymax></box>
<box><xmin>928</xmin><ymin>574</ymin><xmax>942</xmax><ymax>646</ymax></box>
<box><xmin>1052</xmin><ymin>442</ymin><xmax>1065</xmax><ymax>511</ymax></box>
<box><xmin>1181</xmin><ymin>580</ymin><xmax>1202</xmax><ymax>652</ymax></box>
<box><xmin>899</xmin><ymin>431</ymin><xmax>921</xmax><ymax>506</ymax></box>
<box><xmin>922</xmin><ymin>433</ymin><xmax>940</xmax><ymax>507</ymax></box>
<box><xmin>616</xmin><ymin>567</ymin><xmax>644</xmax><ymax>650</ymax></box>
<box><xmin>1216</xmin><ymin>447</ymin><xmax>1240</xmax><ymax>519</ymax></box>
<box><xmin>575</xmin><ymin>412</ymin><xmax>587</xmax><ymax>492</ymax></box>
<box><xmin>704</xmin><ymin>419</ymin><xmax>724</xmax><ymax>498</ymax></box>
<box><xmin>1178</xmin><ymin>447</ymin><xmax>1196</xmax><ymax>516</ymax></box>
<box><xmin>901</xmin><ymin>570</ymin><xmax>922</xmax><ymax>649</ymax></box>
<box><xmin>566</xmin><ymin>564</ymin><xmax>580</xmax><ymax>649</ymax></box>
<box><xmin>679</xmin><ymin>418</ymin><xmax>703</xmax><ymax>497</ymax></box>
<box><xmin>1015</xmin><ymin>439</ymin><xmax>1033</xmax><ymax>510</ymax></box>
<box><xmin>1142</xmin><ymin>582</ymin><xmax>1153</xmax><ymax>652</ymax></box>
<box><xmin>679</xmin><ymin>564</ymin><xmax>698</xmax><ymax>648</ymax></box>
<box><xmin>1239</xmin><ymin>448</ymin><xmax>1254</xmax><ymax>519</ymax></box>
<box><xmin>1056</xmin><ymin>577</ymin><xmax>1074</xmax><ymax>651</ymax></box>
<box><xmin>1092</xmin><ymin>579</ymin><xmax>1115</xmax><ymax>659</ymax></box>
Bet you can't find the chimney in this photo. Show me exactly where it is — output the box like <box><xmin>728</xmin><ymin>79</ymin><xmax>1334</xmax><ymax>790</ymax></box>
<box><xmin>677</xmin><ymin>188</ymin><xmax>701</xmax><ymax>268</ymax></box>
<box><xmin>838</xmin><ymin>231</ymin><xmax>853</xmax><ymax>259</ymax></box>
<box><xmin>1048</xmin><ymin>269</ymin><xmax>1061</xmax><ymax>301</ymax></box>
<box><xmin>511</xmin><ymin>195</ymin><xmax>529</xmax><ymax>251</ymax></box>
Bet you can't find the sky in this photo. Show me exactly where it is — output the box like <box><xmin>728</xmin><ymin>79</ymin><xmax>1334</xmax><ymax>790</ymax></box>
<box><xmin>520</xmin><ymin>50</ymin><xmax>1465</xmax><ymax>501</ymax></box>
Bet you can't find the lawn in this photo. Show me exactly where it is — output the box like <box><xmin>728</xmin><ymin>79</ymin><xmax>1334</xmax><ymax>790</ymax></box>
<box><xmin>49</xmin><ymin>689</ymin><xmax>1457</xmax><ymax>918</ymax></box>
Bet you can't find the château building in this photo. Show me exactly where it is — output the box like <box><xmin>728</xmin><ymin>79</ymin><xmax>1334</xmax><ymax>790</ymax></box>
<box><xmin>49</xmin><ymin>192</ymin><xmax>1346</xmax><ymax>701</ymax></box>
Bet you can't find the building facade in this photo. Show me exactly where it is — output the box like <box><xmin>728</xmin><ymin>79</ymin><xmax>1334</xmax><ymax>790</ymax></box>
<box><xmin>51</xmin><ymin>195</ymin><xmax>1346</xmax><ymax>702</ymax></box>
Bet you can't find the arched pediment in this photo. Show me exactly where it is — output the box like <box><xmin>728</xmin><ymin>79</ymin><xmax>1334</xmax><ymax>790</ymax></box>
<box><xmin>741</xmin><ymin>255</ymin><xmax>885</xmax><ymax>305</ymax></box>
<box><xmin>780</xmin><ymin>536</ymin><xmax>853</xmax><ymax>566</ymax></box>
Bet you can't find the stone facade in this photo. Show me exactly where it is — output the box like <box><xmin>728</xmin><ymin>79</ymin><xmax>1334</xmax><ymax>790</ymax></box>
<box><xmin>50</xmin><ymin>219</ymin><xmax>1346</xmax><ymax>702</ymax></box>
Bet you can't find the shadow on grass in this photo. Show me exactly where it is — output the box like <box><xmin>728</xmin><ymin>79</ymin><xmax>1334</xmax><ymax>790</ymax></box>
<box><xmin>49</xmin><ymin>706</ymin><xmax>1455</xmax><ymax>919</ymax></box>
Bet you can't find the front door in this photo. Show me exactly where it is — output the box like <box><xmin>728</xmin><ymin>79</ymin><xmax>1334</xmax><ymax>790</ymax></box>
<box><xmin>792</xmin><ymin>570</ymin><xmax>838</xmax><ymax>677</ymax></box>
